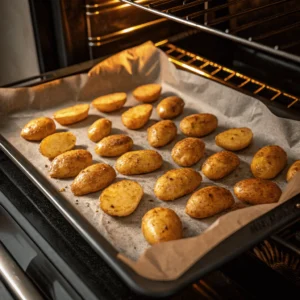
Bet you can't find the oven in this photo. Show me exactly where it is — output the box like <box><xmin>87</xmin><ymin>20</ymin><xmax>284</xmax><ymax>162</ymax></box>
<box><xmin>1</xmin><ymin>0</ymin><xmax>300</xmax><ymax>299</ymax></box>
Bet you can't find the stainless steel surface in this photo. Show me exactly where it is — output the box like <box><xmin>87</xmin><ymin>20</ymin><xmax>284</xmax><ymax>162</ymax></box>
<box><xmin>0</xmin><ymin>243</ymin><xmax>43</xmax><ymax>300</ymax></box>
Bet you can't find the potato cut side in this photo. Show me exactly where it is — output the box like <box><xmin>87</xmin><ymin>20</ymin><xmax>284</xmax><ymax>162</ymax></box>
<box><xmin>133</xmin><ymin>84</ymin><xmax>162</xmax><ymax>103</ymax></box>
<box><xmin>53</xmin><ymin>104</ymin><xmax>90</xmax><ymax>125</ymax></box>
<box><xmin>121</xmin><ymin>104</ymin><xmax>153</xmax><ymax>129</ymax></box>
<box><xmin>286</xmin><ymin>160</ymin><xmax>300</xmax><ymax>182</ymax></box>
<box><xmin>92</xmin><ymin>92</ymin><xmax>127</xmax><ymax>112</ymax></box>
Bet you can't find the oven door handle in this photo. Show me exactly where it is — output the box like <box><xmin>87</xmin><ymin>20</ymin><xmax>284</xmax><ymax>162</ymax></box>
<box><xmin>0</xmin><ymin>243</ymin><xmax>44</xmax><ymax>300</ymax></box>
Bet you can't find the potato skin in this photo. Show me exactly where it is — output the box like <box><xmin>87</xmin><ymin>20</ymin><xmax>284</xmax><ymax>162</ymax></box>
<box><xmin>92</xmin><ymin>92</ymin><xmax>126</xmax><ymax>112</ymax></box>
<box><xmin>133</xmin><ymin>84</ymin><xmax>161</xmax><ymax>103</ymax></box>
<box><xmin>115</xmin><ymin>150</ymin><xmax>162</xmax><ymax>175</ymax></box>
<box><xmin>122</xmin><ymin>104</ymin><xmax>153</xmax><ymax>129</ymax></box>
<box><xmin>53</xmin><ymin>104</ymin><xmax>89</xmax><ymax>125</ymax></box>
<box><xmin>201</xmin><ymin>151</ymin><xmax>240</xmax><ymax>180</ymax></box>
<box><xmin>88</xmin><ymin>118</ymin><xmax>112</xmax><ymax>142</ymax></box>
<box><xmin>186</xmin><ymin>186</ymin><xmax>234</xmax><ymax>218</ymax></box>
<box><xmin>95</xmin><ymin>134</ymin><xmax>133</xmax><ymax>157</ymax></box>
<box><xmin>234</xmin><ymin>178</ymin><xmax>282</xmax><ymax>204</ymax></box>
<box><xmin>154</xmin><ymin>168</ymin><xmax>202</xmax><ymax>201</ymax></box>
<box><xmin>171</xmin><ymin>137</ymin><xmax>205</xmax><ymax>167</ymax></box>
<box><xmin>142</xmin><ymin>207</ymin><xmax>182</xmax><ymax>245</ymax></box>
<box><xmin>147</xmin><ymin>120</ymin><xmax>177</xmax><ymax>148</ymax></box>
<box><xmin>71</xmin><ymin>163</ymin><xmax>116</xmax><ymax>196</ymax></box>
<box><xmin>21</xmin><ymin>117</ymin><xmax>56</xmax><ymax>141</ymax></box>
<box><xmin>180</xmin><ymin>113</ymin><xmax>218</xmax><ymax>137</ymax></box>
<box><xmin>215</xmin><ymin>127</ymin><xmax>253</xmax><ymax>151</ymax></box>
<box><xmin>157</xmin><ymin>96</ymin><xmax>185</xmax><ymax>119</ymax></box>
<box><xmin>286</xmin><ymin>160</ymin><xmax>300</xmax><ymax>182</ymax></box>
<box><xmin>251</xmin><ymin>145</ymin><xmax>287</xmax><ymax>179</ymax></box>
<box><xmin>49</xmin><ymin>149</ymin><xmax>92</xmax><ymax>178</ymax></box>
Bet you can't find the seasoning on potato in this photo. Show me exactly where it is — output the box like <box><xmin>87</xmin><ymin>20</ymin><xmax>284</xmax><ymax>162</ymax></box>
<box><xmin>40</xmin><ymin>132</ymin><xmax>76</xmax><ymax>159</ymax></box>
<box><xmin>201</xmin><ymin>151</ymin><xmax>240</xmax><ymax>180</ymax></box>
<box><xmin>88</xmin><ymin>118</ymin><xmax>112</xmax><ymax>142</ymax></box>
<box><xmin>53</xmin><ymin>104</ymin><xmax>90</xmax><ymax>125</ymax></box>
<box><xmin>21</xmin><ymin>117</ymin><xmax>56</xmax><ymax>141</ymax></box>
<box><xmin>286</xmin><ymin>160</ymin><xmax>300</xmax><ymax>182</ymax></box>
<box><xmin>133</xmin><ymin>83</ymin><xmax>162</xmax><ymax>103</ymax></box>
<box><xmin>157</xmin><ymin>96</ymin><xmax>185</xmax><ymax>119</ymax></box>
<box><xmin>71</xmin><ymin>163</ymin><xmax>116</xmax><ymax>196</ymax></box>
<box><xmin>142</xmin><ymin>207</ymin><xmax>182</xmax><ymax>245</ymax></box>
<box><xmin>250</xmin><ymin>145</ymin><xmax>287</xmax><ymax>179</ymax></box>
<box><xmin>186</xmin><ymin>186</ymin><xmax>234</xmax><ymax>219</ymax></box>
<box><xmin>95</xmin><ymin>134</ymin><xmax>133</xmax><ymax>157</ymax></box>
<box><xmin>215</xmin><ymin>127</ymin><xmax>253</xmax><ymax>151</ymax></box>
<box><xmin>154</xmin><ymin>168</ymin><xmax>202</xmax><ymax>201</ymax></box>
<box><xmin>171</xmin><ymin>137</ymin><xmax>205</xmax><ymax>167</ymax></box>
<box><xmin>122</xmin><ymin>104</ymin><xmax>153</xmax><ymax>129</ymax></box>
<box><xmin>100</xmin><ymin>180</ymin><xmax>143</xmax><ymax>217</ymax></box>
<box><xmin>234</xmin><ymin>178</ymin><xmax>282</xmax><ymax>205</ymax></box>
<box><xmin>92</xmin><ymin>92</ymin><xmax>127</xmax><ymax>113</ymax></box>
<box><xmin>147</xmin><ymin>120</ymin><xmax>177</xmax><ymax>148</ymax></box>
<box><xmin>49</xmin><ymin>149</ymin><xmax>92</xmax><ymax>179</ymax></box>
<box><xmin>115</xmin><ymin>150</ymin><xmax>162</xmax><ymax>175</ymax></box>
<box><xmin>180</xmin><ymin>113</ymin><xmax>218</xmax><ymax>137</ymax></box>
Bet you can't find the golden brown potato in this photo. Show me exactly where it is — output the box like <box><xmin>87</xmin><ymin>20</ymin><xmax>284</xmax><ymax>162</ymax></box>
<box><xmin>122</xmin><ymin>104</ymin><xmax>153</xmax><ymax>129</ymax></box>
<box><xmin>92</xmin><ymin>92</ymin><xmax>127</xmax><ymax>113</ymax></box>
<box><xmin>154</xmin><ymin>168</ymin><xmax>202</xmax><ymax>201</ymax></box>
<box><xmin>251</xmin><ymin>145</ymin><xmax>287</xmax><ymax>179</ymax></box>
<box><xmin>88</xmin><ymin>118</ymin><xmax>112</xmax><ymax>142</ymax></box>
<box><xmin>234</xmin><ymin>178</ymin><xmax>282</xmax><ymax>205</ymax></box>
<box><xmin>71</xmin><ymin>163</ymin><xmax>116</xmax><ymax>196</ymax></box>
<box><xmin>39</xmin><ymin>132</ymin><xmax>76</xmax><ymax>159</ymax></box>
<box><xmin>201</xmin><ymin>151</ymin><xmax>240</xmax><ymax>180</ymax></box>
<box><xmin>156</xmin><ymin>96</ymin><xmax>185</xmax><ymax>119</ymax></box>
<box><xmin>180</xmin><ymin>113</ymin><xmax>218</xmax><ymax>137</ymax></box>
<box><xmin>53</xmin><ymin>104</ymin><xmax>89</xmax><ymax>125</ymax></box>
<box><xmin>186</xmin><ymin>186</ymin><xmax>234</xmax><ymax>219</ymax></box>
<box><xmin>49</xmin><ymin>149</ymin><xmax>92</xmax><ymax>179</ymax></box>
<box><xmin>171</xmin><ymin>137</ymin><xmax>205</xmax><ymax>167</ymax></box>
<box><xmin>142</xmin><ymin>207</ymin><xmax>182</xmax><ymax>245</ymax></box>
<box><xmin>215</xmin><ymin>127</ymin><xmax>253</xmax><ymax>151</ymax></box>
<box><xmin>100</xmin><ymin>180</ymin><xmax>143</xmax><ymax>216</ymax></box>
<box><xmin>147</xmin><ymin>120</ymin><xmax>177</xmax><ymax>148</ymax></box>
<box><xmin>286</xmin><ymin>160</ymin><xmax>300</xmax><ymax>182</ymax></box>
<box><xmin>115</xmin><ymin>150</ymin><xmax>162</xmax><ymax>175</ymax></box>
<box><xmin>95</xmin><ymin>134</ymin><xmax>133</xmax><ymax>157</ymax></box>
<box><xmin>21</xmin><ymin>117</ymin><xmax>56</xmax><ymax>141</ymax></box>
<box><xmin>133</xmin><ymin>84</ymin><xmax>162</xmax><ymax>103</ymax></box>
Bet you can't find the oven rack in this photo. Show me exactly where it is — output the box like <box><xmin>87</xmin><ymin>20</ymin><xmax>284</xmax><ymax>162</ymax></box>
<box><xmin>121</xmin><ymin>0</ymin><xmax>300</xmax><ymax>64</ymax></box>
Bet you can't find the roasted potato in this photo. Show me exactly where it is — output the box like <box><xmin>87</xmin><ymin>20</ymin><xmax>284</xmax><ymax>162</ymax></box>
<box><xmin>186</xmin><ymin>186</ymin><xmax>234</xmax><ymax>218</ymax></box>
<box><xmin>133</xmin><ymin>84</ymin><xmax>162</xmax><ymax>103</ymax></box>
<box><xmin>49</xmin><ymin>149</ymin><xmax>92</xmax><ymax>178</ymax></box>
<box><xmin>154</xmin><ymin>168</ymin><xmax>202</xmax><ymax>201</ymax></box>
<box><xmin>215</xmin><ymin>127</ymin><xmax>253</xmax><ymax>151</ymax></box>
<box><xmin>95</xmin><ymin>134</ymin><xmax>133</xmax><ymax>157</ymax></box>
<box><xmin>21</xmin><ymin>117</ymin><xmax>56</xmax><ymax>141</ymax></box>
<box><xmin>201</xmin><ymin>151</ymin><xmax>240</xmax><ymax>180</ymax></box>
<box><xmin>92</xmin><ymin>92</ymin><xmax>127</xmax><ymax>112</ymax></box>
<box><xmin>180</xmin><ymin>113</ymin><xmax>218</xmax><ymax>137</ymax></box>
<box><xmin>53</xmin><ymin>104</ymin><xmax>89</xmax><ymax>125</ymax></box>
<box><xmin>147</xmin><ymin>120</ymin><xmax>177</xmax><ymax>148</ymax></box>
<box><xmin>286</xmin><ymin>160</ymin><xmax>300</xmax><ymax>182</ymax></box>
<box><xmin>40</xmin><ymin>132</ymin><xmax>76</xmax><ymax>159</ymax></box>
<box><xmin>157</xmin><ymin>96</ymin><xmax>185</xmax><ymax>119</ymax></box>
<box><xmin>115</xmin><ymin>150</ymin><xmax>162</xmax><ymax>175</ymax></box>
<box><xmin>121</xmin><ymin>104</ymin><xmax>153</xmax><ymax>130</ymax></box>
<box><xmin>100</xmin><ymin>180</ymin><xmax>143</xmax><ymax>216</ymax></box>
<box><xmin>71</xmin><ymin>163</ymin><xmax>116</xmax><ymax>196</ymax></box>
<box><xmin>88</xmin><ymin>118</ymin><xmax>112</xmax><ymax>142</ymax></box>
<box><xmin>251</xmin><ymin>145</ymin><xmax>287</xmax><ymax>179</ymax></box>
<box><xmin>171</xmin><ymin>137</ymin><xmax>205</xmax><ymax>167</ymax></box>
<box><xmin>142</xmin><ymin>207</ymin><xmax>182</xmax><ymax>245</ymax></box>
<box><xmin>234</xmin><ymin>178</ymin><xmax>282</xmax><ymax>205</ymax></box>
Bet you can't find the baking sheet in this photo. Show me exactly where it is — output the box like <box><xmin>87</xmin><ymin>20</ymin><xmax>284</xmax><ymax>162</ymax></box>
<box><xmin>0</xmin><ymin>41</ymin><xmax>299</xmax><ymax>263</ymax></box>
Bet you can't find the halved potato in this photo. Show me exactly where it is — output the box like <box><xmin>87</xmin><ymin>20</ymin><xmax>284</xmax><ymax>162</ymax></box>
<box><xmin>133</xmin><ymin>84</ymin><xmax>162</xmax><ymax>103</ymax></box>
<box><xmin>286</xmin><ymin>160</ymin><xmax>300</xmax><ymax>182</ymax></box>
<box><xmin>53</xmin><ymin>104</ymin><xmax>89</xmax><ymax>125</ymax></box>
<box><xmin>40</xmin><ymin>132</ymin><xmax>76</xmax><ymax>159</ymax></box>
<box><xmin>100</xmin><ymin>180</ymin><xmax>143</xmax><ymax>216</ymax></box>
<box><xmin>92</xmin><ymin>92</ymin><xmax>127</xmax><ymax>112</ymax></box>
<box><xmin>157</xmin><ymin>96</ymin><xmax>185</xmax><ymax>119</ymax></box>
<box><xmin>88</xmin><ymin>118</ymin><xmax>112</xmax><ymax>142</ymax></box>
<box><xmin>121</xmin><ymin>104</ymin><xmax>153</xmax><ymax>129</ymax></box>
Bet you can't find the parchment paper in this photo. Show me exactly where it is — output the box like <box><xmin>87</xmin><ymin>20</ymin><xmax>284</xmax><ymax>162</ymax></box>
<box><xmin>0</xmin><ymin>41</ymin><xmax>299</xmax><ymax>280</ymax></box>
